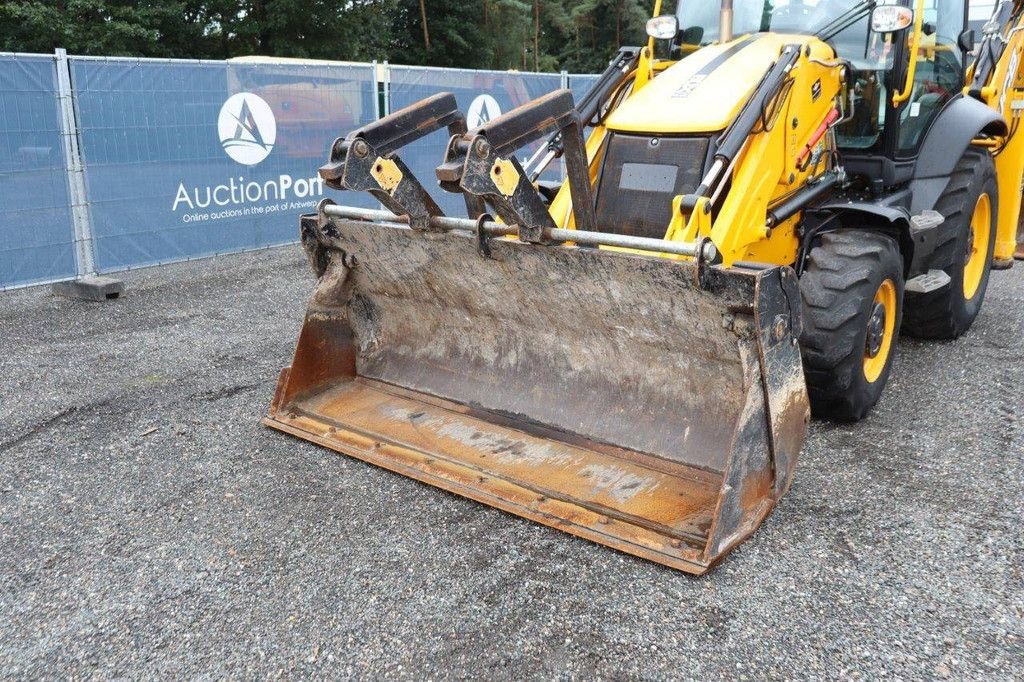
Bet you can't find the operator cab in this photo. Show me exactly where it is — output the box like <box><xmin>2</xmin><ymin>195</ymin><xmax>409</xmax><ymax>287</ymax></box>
<box><xmin>670</xmin><ymin>0</ymin><xmax>972</xmax><ymax>192</ymax></box>
<box><xmin>675</xmin><ymin>0</ymin><xmax>867</xmax><ymax>46</ymax></box>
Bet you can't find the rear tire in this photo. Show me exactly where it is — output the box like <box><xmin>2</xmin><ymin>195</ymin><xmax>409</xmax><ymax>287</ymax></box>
<box><xmin>902</xmin><ymin>147</ymin><xmax>997</xmax><ymax>339</ymax></box>
<box><xmin>799</xmin><ymin>231</ymin><xmax>905</xmax><ymax>421</ymax></box>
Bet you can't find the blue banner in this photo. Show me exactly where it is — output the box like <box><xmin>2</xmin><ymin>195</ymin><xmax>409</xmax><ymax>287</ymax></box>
<box><xmin>569</xmin><ymin>74</ymin><xmax>600</xmax><ymax>110</ymax></box>
<box><xmin>1</xmin><ymin>55</ymin><xmax>600</xmax><ymax>287</ymax></box>
<box><xmin>0</xmin><ymin>55</ymin><xmax>78</xmax><ymax>289</ymax></box>
<box><xmin>387</xmin><ymin>66</ymin><xmax>564</xmax><ymax>216</ymax></box>
<box><xmin>71</xmin><ymin>57</ymin><xmax>378</xmax><ymax>271</ymax></box>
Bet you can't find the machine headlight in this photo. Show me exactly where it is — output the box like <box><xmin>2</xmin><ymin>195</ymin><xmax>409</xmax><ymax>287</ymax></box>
<box><xmin>870</xmin><ymin>5</ymin><xmax>914</xmax><ymax>33</ymax></box>
<box><xmin>646</xmin><ymin>15</ymin><xmax>679</xmax><ymax>40</ymax></box>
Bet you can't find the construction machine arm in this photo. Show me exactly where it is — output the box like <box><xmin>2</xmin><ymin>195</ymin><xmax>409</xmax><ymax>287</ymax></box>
<box><xmin>436</xmin><ymin>89</ymin><xmax>597</xmax><ymax>240</ymax></box>
<box><xmin>968</xmin><ymin>0</ymin><xmax>1023</xmax><ymax>98</ymax></box>
<box><xmin>318</xmin><ymin>92</ymin><xmax>484</xmax><ymax>230</ymax></box>
<box><xmin>670</xmin><ymin>44</ymin><xmax>807</xmax><ymax>265</ymax></box>
<box><xmin>525</xmin><ymin>47</ymin><xmax>641</xmax><ymax>182</ymax></box>
<box><xmin>690</xmin><ymin>45</ymin><xmax>802</xmax><ymax>204</ymax></box>
<box><xmin>961</xmin><ymin>0</ymin><xmax>1024</xmax><ymax>263</ymax></box>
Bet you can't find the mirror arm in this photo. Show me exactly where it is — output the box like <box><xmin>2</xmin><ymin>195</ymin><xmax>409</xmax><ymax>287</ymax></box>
<box><xmin>647</xmin><ymin>0</ymin><xmax>663</xmax><ymax>53</ymax></box>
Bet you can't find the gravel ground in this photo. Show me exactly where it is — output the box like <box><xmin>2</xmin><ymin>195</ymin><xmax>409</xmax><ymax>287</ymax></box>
<box><xmin>0</xmin><ymin>245</ymin><xmax>1021</xmax><ymax>679</ymax></box>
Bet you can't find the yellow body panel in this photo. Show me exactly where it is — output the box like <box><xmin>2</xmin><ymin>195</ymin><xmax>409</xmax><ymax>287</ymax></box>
<box><xmin>545</xmin><ymin>33</ymin><xmax>842</xmax><ymax>266</ymax></box>
<box><xmin>606</xmin><ymin>34</ymin><xmax>801</xmax><ymax>134</ymax></box>
<box><xmin>601</xmin><ymin>33</ymin><xmax>842</xmax><ymax>266</ymax></box>
<box><xmin>563</xmin><ymin>31</ymin><xmax>842</xmax><ymax>265</ymax></box>
<box><xmin>978</xmin><ymin>13</ymin><xmax>1024</xmax><ymax>263</ymax></box>
<box><xmin>546</xmin><ymin>9</ymin><xmax>1021</xmax><ymax>268</ymax></box>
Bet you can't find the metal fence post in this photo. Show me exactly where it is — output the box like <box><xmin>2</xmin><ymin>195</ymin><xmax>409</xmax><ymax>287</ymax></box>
<box><xmin>561</xmin><ymin>70</ymin><xmax>570</xmax><ymax>182</ymax></box>
<box><xmin>383</xmin><ymin>60</ymin><xmax>391</xmax><ymax>116</ymax></box>
<box><xmin>54</xmin><ymin>48</ymin><xmax>96</xmax><ymax>277</ymax></box>
<box><xmin>51</xmin><ymin>49</ymin><xmax>124</xmax><ymax>300</ymax></box>
<box><xmin>371</xmin><ymin>59</ymin><xmax>380</xmax><ymax>120</ymax></box>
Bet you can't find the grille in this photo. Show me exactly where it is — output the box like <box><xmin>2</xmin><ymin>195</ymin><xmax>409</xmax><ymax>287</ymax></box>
<box><xmin>593</xmin><ymin>133</ymin><xmax>709</xmax><ymax>239</ymax></box>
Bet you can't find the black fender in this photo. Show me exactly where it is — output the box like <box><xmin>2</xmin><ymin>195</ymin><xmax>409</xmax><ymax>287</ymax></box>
<box><xmin>801</xmin><ymin>201</ymin><xmax>914</xmax><ymax>276</ymax></box>
<box><xmin>910</xmin><ymin>95</ymin><xmax>1007</xmax><ymax>214</ymax></box>
<box><xmin>914</xmin><ymin>95</ymin><xmax>1006</xmax><ymax>179</ymax></box>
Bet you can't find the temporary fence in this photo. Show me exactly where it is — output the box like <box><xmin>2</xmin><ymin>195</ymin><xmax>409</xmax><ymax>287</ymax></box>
<box><xmin>0</xmin><ymin>53</ymin><xmax>78</xmax><ymax>289</ymax></box>
<box><xmin>0</xmin><ymin>50</ymin><xmax>599</xmax><ymax>290</ymax></box>
<box><xmin>70</xmin><ymin>57</ymin><xmax>379</xmax><ymax>272</ymax></box>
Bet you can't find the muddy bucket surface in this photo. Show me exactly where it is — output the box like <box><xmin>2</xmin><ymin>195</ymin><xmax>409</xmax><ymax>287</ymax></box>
<box><xmin>264</xmin><ymin>212</ymin><xmax>809</xmax><ymax>573</ymax></box>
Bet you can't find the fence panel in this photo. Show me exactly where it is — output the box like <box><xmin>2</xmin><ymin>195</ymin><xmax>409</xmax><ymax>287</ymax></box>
<box><xmin>568</xmin><ymin>73</ymin><xmax>600</xmax><ymax>108</ymax></box>
<box><xmin>70</xmin><ymin>57</ymin><xmax>377</xmax><ymax>271</ymax></box>
<box><xmin>0</xmin><ymin>54</ymin><xmax>78</xmax><ymax>290</ymax></box>
<box><xmin>387</xmin><ymin>66</ymin><xmax>564</xmax><ymax>216</ymax></box>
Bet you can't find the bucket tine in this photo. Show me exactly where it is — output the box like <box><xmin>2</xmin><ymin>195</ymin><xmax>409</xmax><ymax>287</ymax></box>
<box><xmin>437</xmin><ymin>88</ymin><xmax>596</xmax><ymax>238</ymax></box>
<box><xmin>318</xmin><ymin>92</ymin><xmax>484</xmax><ymax>228</ymax></box>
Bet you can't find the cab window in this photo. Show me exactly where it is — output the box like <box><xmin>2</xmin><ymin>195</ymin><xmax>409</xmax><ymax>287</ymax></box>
<box><xmin>896</xmin><ymin>0</ymin><xmax>965</xmax><ymax>154</ymax></box>
<box><xmin>832</xmin><ymin>12</ymin><xmax>895</xmax><ymax>150</ymax></box>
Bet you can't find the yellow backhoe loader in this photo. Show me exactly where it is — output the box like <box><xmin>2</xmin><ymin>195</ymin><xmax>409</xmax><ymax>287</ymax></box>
<box><xmin>265</xmin><ymin>0</ymin><xmax>1024</xmax><ymax>573</ymax></box>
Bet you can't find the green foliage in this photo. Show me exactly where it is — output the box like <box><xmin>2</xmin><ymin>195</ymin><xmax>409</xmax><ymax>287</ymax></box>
<box><xmin>0</xmin><ymin>0</ymin><xmax>660</xmax><ymax>72</ymax></box>
<box><xmin>0</xmin><ymin>1</ymin><xmax>218</xmax><ymax>57</ymax></box>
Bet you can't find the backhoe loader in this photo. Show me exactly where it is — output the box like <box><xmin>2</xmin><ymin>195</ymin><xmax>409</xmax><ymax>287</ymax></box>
<box><xmin>265</xmin><ymin>0</ymin><xmax>1024</xmax><ymax>573</ymax></box>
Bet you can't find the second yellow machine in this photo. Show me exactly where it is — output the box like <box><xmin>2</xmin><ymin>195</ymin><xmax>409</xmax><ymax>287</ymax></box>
<box><xmin>266</xmin><ymin>1</ymin><xmax>1023</xmax><ymax>573</ymax></box>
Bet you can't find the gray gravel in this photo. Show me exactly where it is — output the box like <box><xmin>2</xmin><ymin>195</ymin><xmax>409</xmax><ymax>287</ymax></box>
<box><xmin>0</xmin><ymin>245</ymin><xmax>1021</xmax><ymax>679</ymax></box>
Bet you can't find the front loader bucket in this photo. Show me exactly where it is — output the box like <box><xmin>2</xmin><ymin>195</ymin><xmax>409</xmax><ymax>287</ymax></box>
<box><xmin>265</xmin><ymin>210</ymin><xmax>809</xmax><ymax>574</ymax></box>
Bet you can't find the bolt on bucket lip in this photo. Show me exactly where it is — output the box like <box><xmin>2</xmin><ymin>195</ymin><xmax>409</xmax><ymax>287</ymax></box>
<box><xmin>266</xmin><ymin>212</ymin><xmax>809</xmax><ymax>573</ymax></box>
<box><xmin>265</xmin><ymin>377</ymin><xmax>729</xmax><ymax>573</ymax></box>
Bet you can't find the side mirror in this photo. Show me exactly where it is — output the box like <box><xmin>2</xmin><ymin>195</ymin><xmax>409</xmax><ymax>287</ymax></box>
<box><xmin>680</xmin><ymin>25</ymin><xmax>705</xmax><ymax>45</ymax></box>
<box><xmin>646</xmin><ymin>15</ymin><xmax>679</xmax><ymax>40</ymax></box>
<box><xmin>870</xmin><ymin>5</ymin><xmax>914</xmax><ymax>33</ymax></box>
<box><xmin>958</xmin><ymin>28</ymin><xmax>975</xmax><ymax>52</ymax></box>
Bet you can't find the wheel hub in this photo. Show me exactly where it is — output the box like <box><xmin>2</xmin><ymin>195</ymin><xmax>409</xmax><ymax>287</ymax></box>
<box><xmin>963</xmin><ymin>192</ymin><xmax>992</xmax><ymax>300</ymax></box>
<box><xmin>865</xmin><ymin>302</ymin><xmax>887</xmax><ymax>358</ymax></box>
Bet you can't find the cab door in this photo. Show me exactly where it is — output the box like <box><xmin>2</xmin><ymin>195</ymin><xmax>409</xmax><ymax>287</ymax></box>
<box><xmin>833</xmin><ymin>0</ymin><xmax>970</xmax><ymax>184</ymax></box>
<box><xmin>893</xmin><ymin>0</ymin><xmax>970</xmax><ymax>158</ymax></box>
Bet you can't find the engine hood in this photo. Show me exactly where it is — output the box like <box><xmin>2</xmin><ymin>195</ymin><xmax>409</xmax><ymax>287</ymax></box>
<box><xmin>605</xmin><ymin>33</ymin><xmax>821</xmax><ymax>135</ymax></box>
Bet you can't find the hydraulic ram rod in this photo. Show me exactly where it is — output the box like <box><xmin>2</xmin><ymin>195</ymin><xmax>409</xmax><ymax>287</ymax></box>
<box><xmin>525</xmin><ymin>47</ymin><xmax>641</xmax><ymax>181</ymax></box>
<box><xmin>320</xmin><ymin>204</ymin><xmax>718</xmax><ymax>260</ymax></box>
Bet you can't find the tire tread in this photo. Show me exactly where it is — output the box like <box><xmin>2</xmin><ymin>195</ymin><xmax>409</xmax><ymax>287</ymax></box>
<box><xmin>800</xmin><ymin>231</ymin><xmax>904</xmax><ymax>421</ymax></box>
<box><xmin>902</xmin><ymin>147</ymin><xmax>997</xmax><ymax>339</ymax></box>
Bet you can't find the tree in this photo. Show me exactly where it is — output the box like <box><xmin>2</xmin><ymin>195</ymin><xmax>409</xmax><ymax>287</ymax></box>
<box><xmin>0</xmin><ymin>1</ymin><xmax>218</xmax><ymax>57</ymax></box>
<box><xmin>0</xmin><ymin>0</ymin><xmax>655</xmax><ymax>72</ymax></box>
<box><xmin>556</xmin><ymin>0</ymin><xmax>649</xmax><ymax>72</ymax></box>
<box><xmin>418</xmin><ymin>0</ymin><xmax>430</xmax><ymax>51</ymax></box>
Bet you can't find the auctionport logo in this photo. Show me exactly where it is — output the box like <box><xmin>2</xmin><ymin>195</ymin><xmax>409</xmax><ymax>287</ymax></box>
<box><xmin>467</xmin><ymin>94</ymin><xmax>501</xmax><ymax>129</ymax></box>
<box><xmin>170</xmin><ymin>91</ymin><xmax>321</xmax><ymax>222</ymax></box>
<box><xmin>218</xmin><ymin>92</ymin><xmax>276</xmax><ymax>165</ymax></box>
